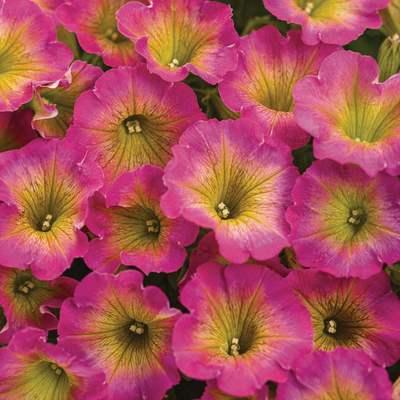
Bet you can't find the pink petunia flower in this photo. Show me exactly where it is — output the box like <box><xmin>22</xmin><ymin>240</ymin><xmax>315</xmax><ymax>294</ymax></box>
<box><xmin>0</xmin><ymin>138</ymin><xmax>103</xmax><ymax>280</ymax></box>
<box><xmin>219</xmin><ymin>26</ymin><xmax>341</xmax><ymax>149</ymax></box>
<box><xmin>67</xmin><ymin>63</ymin><xmax>206</xmax><ymax>193</ymax></box>
<box><xmin>0</xmin><ymin>110</ymin><xmax>37</xmax><ymax>152</ymax></box>
<box><xmin>286</xmin><ymin>159</ymin><xmax>400</xmax><ymax>278</ymax></box>
<box><xmin>173</xmin><ymin>262</ymin><xmax>314</xmax><ymax>397</ymax></box>
<box><xmin>287</xmin><ymin>269</ymin><xmax>400</xmax><ymax>366</ymax></box>
<box><xmin>57</xmin><ymin>0</ymin><xmax>148</xmax><ymax>67</ymax></box>
<box><xmin>262</xmin><ymin>0</ymin><xmax>389</xmax><ymax>45</ymax></box>
<box><xmin>275</xmin><ymin>347</ymin><xmax>393</xmax><ymax>400</ymax></box>
<box><xmin>161</xmin><ymin>118</ymin><xmax>299</xmax><ymax>264</ymax></box>
<box><xmin>0</xmin><ymin>0</ymin><xmax>72</xmax><ymax>112</ymax></box>
<box><xmin>0</xmin><ymin>266</ymin><xmax>77</xmax><ymax>342</ymax></box>
<box><xmin>30</xmin><ymin>60</ymin><xmax>103</xmax><ymax>138</ymax></box>
<box><xmin>201</xmin><ymin>380</ymin><xmax>269</xmax><ymax>400</ymax></box>
<box><xmin>0</xmin><ymin>328</ymin><xmax>108</xmax><ymax>399</ymax></box>
<box><xmin>179</xmin><ymin>231</ymin><xmax>289</xmax><ymax>292</ymax></box>
<box><xmin>58</xmin><ymin>270</ymin><xmax>181</xmax><ymax>400</ymax></box>
<box><xmin>116</xmin><ymin>0</ymin><xmax>239</xmax><ymax>84</ymax></box>
<box><xmin>85</xmin><ymin>165</ymin><xmax>198</xmax><ymax>274</ymax></box>
<box><xmin>293</xmin><ymin>51</ymin><xmax>400</xmax><ymax>177</ymax></box>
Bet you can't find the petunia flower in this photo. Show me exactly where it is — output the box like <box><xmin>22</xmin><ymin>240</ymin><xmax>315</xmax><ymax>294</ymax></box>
<box><xmin>85</xmin><ymin>165</ymin><xmax>198</xmax><ymax>274</ymax></box>
<box><xmin>0</xmin><ymin>304</ymin><xmax>10</xmax><ymax>344</ymax></box>
<box><xmin>58</xmin><ymin>270</ymin><xmax>181</xmax><ymax>400</ymax></box>
<box><xmin>161</xmin><ymin>118</ymin><xmax>299</xmax><ymax>264</ymax></box>
<box><xmin>0</xmin><ymin>266</ymin><xmax>78</xmax><ymax>342</ymax></box>
<box><xmin>31</xmin><ymin>0</ymin><xmax>64</xmax><ymax>25</ymax></box>
<box><xmin>173</xmin><ymin>262</ymin><xmax>314</xmax><ymax>397</ymax></box>
<box><xmin>201</xmin><ymin>380</ymin><xmax>269</xmax><ymax>400</ymax></box>
<box><xmin>286</xmin><ymin>159</ymin><xmax>400</xmax><ymax>278</ymax></box>
<box><xmin>293</xmin><ymin>51</ymin><xmax>400</xmax><ymax>177</ymax></box>
<box><xmin>0</xmin><ymin>0</ymin><xmax>72</xmax><ymax>112</ymax></box>
<box><xmin>262</xmin><ymin>0</ymin><xmax>389</xmax><ymax>46</ymax></box>
<box><xmin>275</xmin><ymin>347</ymin><xmax>393</xmax><ymax>400</ymax></box>
<box><xmin>179</xmin><ymin>231</ymin><xmax>289</xmax><ymax>291</ymax></box>
<box><xmin>67</xmin><ymin>63</ymin><xmax>206</xmax><ymax>193</ymax></box>
<box><xmin>0</xmin><ymin>110</ymin><xmax>37</xmax><ymax>153</ymax></box>
<box><xmin>219</xmin><ymin>26</ymin><xmax>341</xmax><ymax>149</ymax></box>
<box><xmin>57</xmin><ymin>0</ymin><xmax>148</xmax><ymax>67</ymax></box>
<box><xmin>116</xmin><ymin>0</ymin><xmax>239</xmax><ymax>84</ymax></box>
<box><xmin>0</xmin><ymin>327</ymin><xmax>108</xmax><ymax>399</ymax></box>
<box><xmin>29</xmin><ymin>61</ymin><xmax>103</xmax><ymax>138</ymax></box>
<box><xmin>286</xmin><ymin>269</ymin><xmax>400</xmax><ymax>366</ymax></box>
<box><xmin>0</xmin><ymin>138</ymin><xmax>103</xmax><ymax>280</ymax></box>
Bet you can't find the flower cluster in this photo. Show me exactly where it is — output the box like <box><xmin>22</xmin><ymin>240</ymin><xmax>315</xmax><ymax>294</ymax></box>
<box><xmin>0</xmin><ymin>0</ymin><xmax>399</xmax><ymax>398</ymax></box>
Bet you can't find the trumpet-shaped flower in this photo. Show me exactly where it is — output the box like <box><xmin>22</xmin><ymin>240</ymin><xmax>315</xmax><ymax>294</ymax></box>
<box><xmin>57</xmin><ymin>0</ymin><xmax>148</xmax><ymax>67</ymax></box>
<box><xmin>0</xmin><ymin>0</ymin><xmax>72</xmax><ymax>111</ymax></box>
<box><xmin>0</xmin><ymin>328</ymin><xmax>108</xmax><ymax>399</ymax></box>
<box><xmin>0</xmin><ymin>266</ymin><xmax>77</xmax><ymax>342</ymax></box>
<box><xmin>85</xmin><ymin>165</ymin><xmax>198</xmax><ymax>274</ymax></box>
<box><xmin>173</xmin><ymin>262</ymin><xmax>314</xmax><ymax>397</ymax></box>
<box><xmin>287</xmin><ymin>269</ymin><xmax>400</xmax><ymax>366</ymax></box>
<box><xmin>161</xmin><ymin>118</ymin><xmax>299</xmax><ymax>264</ymax></box>
<box><xmin>202</xmin><ymin>380</ymin><xmax>269</xmax><ymax>400</ymax></box>
<box><xmin>116</xmin><ymin>0</ymin><xmax>239</xmax><ymax>84</ymax></box>
<box><xmin>179</xmin><ymin>231</ymin><xmax>289</xmax><ymax>291</ymax></box>
<box><xmin>67</xmin><ymin>64</ymin><xmax>206</xmax><ymax>193</ymax></box>
<box><xmin>219</xmin><ymin>26</ymin><xmax>341</xmax><ymax>149</ymax></box>
<box><xmin>263</xmin><ymin>0</ymin><xmax>389</xmax><ymax>45</ymax></box>
<box><xmin>275</xmin><ymin>348</ymin><xmax>393</xmax><ymax>400</ymax></box>
<box><xmin>287</xmin><ymin>159</ymin><xmax>400</xmax><ymax>278</ymax></box>
<box><xmin>58</xmin><ymin>270</ymin><xmax>181</xmax><ymax>400</ymax></box>
<box><xmin>30</xmin><ymin>61</ymin><xmax>103</xmax><ymax>138</ymax></box>
<box><xmin>0</xmin><ymin>138</ymin><xmax>103</xmax><ymax>280</ymax></box>
<box><xmin>0</xmin><ymin>110</ymin><xmax>37</xmax><ymax>153</ymax></box>
<box><xmin>293</xmin><ymin>51</ymin><xmax>400</xmax><ymax>177</ymax></box>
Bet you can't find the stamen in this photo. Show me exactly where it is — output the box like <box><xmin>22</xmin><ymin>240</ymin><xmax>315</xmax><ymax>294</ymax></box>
<box><xmin>26</xmin><ymin>281</ymin><xmax>35</xmax><ymax>289</ymax></box>
<box><xmin>46</xmin><ymin>214</ymin><xmax>53</xmax><ymax>222</ymax></box>
<box><xmin>129</xmin><ymin>322</ymin><xmax>145</xmax><ymax>334</ymax></box>
<box><xmin>146</xmin><ymin>219</ymin><xmax>159</xmax><ymax>233</ymax></box>
<box><xmin>172</xmin><ymin>58</ymin><xmax>179</xmax><ymax>65</ymax></box>
<box><xmin>105</xmin><ymin>28</ymin><xmax>113</xmax><ymax>37</ymax></box>
<box><xmin>19</xmin><ymin>285</ymin><xmax>29</xmax><ymax>294</ymax></box>
<box><xmin>355</xmin><ymin>138</ymin><xmax>361</xmax><ymax>142</ymax></box>
<box><xmin>304</xmin><ymin>2</ymin><xmax>313</xmax><ymax>14</ymax></box>
<box><xmin>217</xmin><ymin>202</ymin><xmax>230</xmax><ymax>219</ymax></box>
<box><xmin>111</xmin><ymin>32</ymin><xmax>118</xmax><ymax>41</ymax></box>
<box><xmin>126</xmin><ymin>120</ymin><xmax>141</xmax><ymax>134</ymax></box>
<box><xmin>42</xmin><ymin>220</ymin><xmax>51</xmax><ymax>231</ymax></box>
<box><xmin>55</xmin><ymin>368</ymin><xmax>62</xmax><ymax>375</ymax></box>
<box><xmin>230</xmin><ymin>337</ymin><xmax>240</xmax><ymax>356</ymax></box>
<box><xmin>168</xmin><ymin>63</ymin><xmax>175</xmax><ymax>68</ymax></box>
<box><xmin>51</xmin><ymin>364</ymin><xmax>58</xmax><ymax>370</ymax></box>
<box><xmin>326</xmin><ymin>320</ymin><xmax>337</xmax><ymax>334</ymax></box>
<box><xmin>349</xmin><ymin>209</ymin><xmax>363</xmax><ymax>225</ymax></box>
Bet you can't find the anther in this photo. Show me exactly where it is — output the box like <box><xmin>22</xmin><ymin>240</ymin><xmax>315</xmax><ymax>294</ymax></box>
<box><xmin>304</xmin><ymin>2</ymin><xmax>313</xmax><ymax>14</ymax></box>
<box><xmin>42</xmin><ymin>221</ymin><xmax>51</xmax><ymax>231</ymax></box>
<box><xmin>41</xmin><ymin>98</ymin><xmax>52</xmax><ymax>106</ymax></box>
<box><xmin>46</xmin><ymin>214</ymin><xmax>53</xmax><ymax>222</ymax></box>
<box><xmin>111</xmin><ymin>32</ymin><xmax>118</xmax><ymax>41</ymax></box>
<box><xmin>51</xmin><ymin>364</ymin><xmax>58</xmax><ymax>370</ymax></box>
<box><xmin>129</xmin><ymin>322</ymin><xmax>145</xmax><ymax>334</ymax></box>
<box><xmin>172</xmin><ymin>59</ymin><xmax>179</xmax><ymax>65</ymax></box>
<box><xmin>327</xmin><ymin>320</ymin><xmax>337</xmax><ymax>334</ymax></box>
<box><xmin>105</xmin><ymin>28</ymin><xmax>113</xmax><ymax>36</ymax></box>
<box><xmin>55</xmin><ymin>368</ymin><xmax>62</xmax><ymax>375</ymax></box>
<box><xmin>126</xmin><ymin>120</ymin><xmax>141</xmax><ymax>134</ymax></box>
<box><xmin>217</xmin><ymin>202</ymin><xmax>230</xmax><ymax>219</ymax></box>
<box><xmin>19</xmin><ymin>285</ymin><xmax>29</xmax><ymax>294</ymax></box>
<box><xmin>168</xmin><ymin>63</ymin><xmax>175</xmax><ymax>68</ymax></box>
<box><xmin>146</xmin><ymin>219</ymin><xmax>159</xmax><ymax>233</ymax></box>
<box><xmin>355</xmin><ymin>138</ymin><xmax>361</xmax><ymax>142</ymax></box>
<box><xmin>26</xmin><ymin>281</ymin><xmax>35</xmax><ymax>289</ymax></box>
<box><xmin>230</xmin><ymin>337</ymin><xmax>240</xmax><ymax>356</ymax></box>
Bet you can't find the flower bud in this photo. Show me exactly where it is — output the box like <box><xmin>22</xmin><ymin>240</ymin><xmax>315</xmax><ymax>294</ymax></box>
<box><xmin>378</xmin><ymin>33</ymin><xmax>400</xmax><ymax>82</ymax></box>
